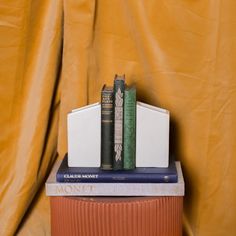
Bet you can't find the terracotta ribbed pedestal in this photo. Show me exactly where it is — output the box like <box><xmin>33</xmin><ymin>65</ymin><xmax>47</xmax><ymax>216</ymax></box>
<box><xmin>50</xmin><ymin>196</ymin><xmax>183</xmax><ymax>236</ymax></box>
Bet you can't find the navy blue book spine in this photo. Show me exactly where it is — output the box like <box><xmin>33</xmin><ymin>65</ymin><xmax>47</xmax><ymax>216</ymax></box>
<box><xmin>56</xmin><ymin>155</ymin><xmax>178</xmax><ymax>183</ymax></box>
<box><xmin>56</xmin><ymin>172</ymin><xmax>177</xmax><ymax>183</ymax></box>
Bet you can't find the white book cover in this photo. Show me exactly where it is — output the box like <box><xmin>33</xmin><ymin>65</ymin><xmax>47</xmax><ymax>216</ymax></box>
<box><xmin>67</xmin><ymin>103</ymin><xmax>101</xmax><ymax>167</ymax></box>
<box><xmin>45</xmin><ymin>160</ymin><xmax>184</xmax><ymax>197</ymax></box>
<box><xmin>136</xmin><ymin>102</ymin><xmax>169</xmax><ymax>167</ymax></box>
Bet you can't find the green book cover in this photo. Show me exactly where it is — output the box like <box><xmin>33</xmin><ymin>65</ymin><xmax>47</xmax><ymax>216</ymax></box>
<box><xmin>124</xmin><ymin>86</ymin><xmax>136</xmax><ymax>169</ymax></box>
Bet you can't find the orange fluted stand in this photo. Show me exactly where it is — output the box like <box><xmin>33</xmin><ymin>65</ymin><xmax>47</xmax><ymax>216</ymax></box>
<box><xmin>50</xmin><ymin>196</ymin><xmax>183</xmax><ymax>236</ymax></box>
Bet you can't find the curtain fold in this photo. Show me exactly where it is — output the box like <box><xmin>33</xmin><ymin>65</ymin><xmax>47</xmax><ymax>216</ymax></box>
<box><xmin>0</xmin><ymin>0</ymin><xmax>236</xmax><ymax>235</ymax></box>
<box><xmin>0</xmin><ymin>0</ymin><xmax>62</xmax><ymax>235</ymax></box>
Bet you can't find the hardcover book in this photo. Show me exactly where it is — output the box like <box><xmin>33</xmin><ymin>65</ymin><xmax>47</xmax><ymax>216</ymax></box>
<box><xmin>113</xmin><ymin>75</ymin><xmax>125</xmax><ymax>170</ymax></box>
<box><xmin>123</xmin><ymin>86</ymin><xmax>136</xmax><ymax>169</ymax></box>
<box><xmin>56</xmin><ymin>155</ymin><xmax>178</xmax><ymax>183</ymax></box>
<box><xmin>101</xmin><ymin>85</ymin><xmax>114</xmax><ymax>170</ymax></box>
<box><xmin>46</xmin><ymin>159</ymin><xmax>184</xmax><ymax>196</ymax></box>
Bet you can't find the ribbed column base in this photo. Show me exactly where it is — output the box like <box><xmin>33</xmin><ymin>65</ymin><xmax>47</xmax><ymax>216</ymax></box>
<box><xmin>50</xmin><ymin>196</ymin><xmax>183</xmax><ymax>236</ymax></box>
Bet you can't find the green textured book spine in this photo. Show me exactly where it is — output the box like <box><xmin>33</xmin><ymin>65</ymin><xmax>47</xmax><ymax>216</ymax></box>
<box><xmin>124</xmin><ymin>86</ymin><xmax>136</xmax><ymax>169</ymax></box>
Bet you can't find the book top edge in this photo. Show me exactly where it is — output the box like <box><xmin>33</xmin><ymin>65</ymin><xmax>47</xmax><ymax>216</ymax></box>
<box><xmin>102</xmin><ymin>85</ymin><xmax>113</xmax><ymax>91</ymax></box>
<box><xmin>115</xmin><ymin>74</ymin><xmax>125</xmax><ymax>81</ymax></box>
<box><xmin>125</xmin><ymin>85</ymin><xmax>136</xmax><ymax>91</ymax></box>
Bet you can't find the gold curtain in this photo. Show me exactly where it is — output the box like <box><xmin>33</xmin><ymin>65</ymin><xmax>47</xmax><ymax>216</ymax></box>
<box><xmin>0</xmin><ymin>0</ymin><xmax>236</xmax><ymax>235</ymax></box>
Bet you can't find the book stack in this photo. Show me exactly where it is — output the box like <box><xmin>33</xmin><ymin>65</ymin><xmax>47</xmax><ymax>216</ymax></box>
<box><xmin>59</xmin><ymin>75</ymin><xmax>175</xmax><ymax>184</ymax></box>
<box><xmin>46</xmin><ymin>74</ymin><xmax>184</xmax><ymax>196</ymax></box>
<box><xmin>46</xmin><ymin>158</ymin><xmax>184</xmax><ymax>196</ymax></box>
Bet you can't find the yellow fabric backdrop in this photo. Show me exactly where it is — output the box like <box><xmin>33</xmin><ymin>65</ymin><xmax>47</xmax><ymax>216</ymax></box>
<box><xmin>0</xmin><ymin>0</ymin><xmax>236</xmax><ymax>235</ymax></box>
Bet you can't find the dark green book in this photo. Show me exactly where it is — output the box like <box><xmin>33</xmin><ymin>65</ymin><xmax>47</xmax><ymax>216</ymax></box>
<box><xmin>101</xmin><ymin>85</ymin><xmax>114</xmax><ymax>170</ymax></box>
<box><xmin>124</xmin><ymin>86</ymin><xmax>136</xmax><ymax>169</ymax></box>
<box><xmin>113</xmin><ymin>74</ymin><xmax>125</xmax><ymax>170</ymax></box>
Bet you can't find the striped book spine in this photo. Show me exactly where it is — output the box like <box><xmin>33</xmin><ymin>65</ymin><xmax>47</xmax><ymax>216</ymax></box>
<box><xmin>113</xmin><ymin>75</ymin><xmax>125</xmax><ymax>170</ymax></box>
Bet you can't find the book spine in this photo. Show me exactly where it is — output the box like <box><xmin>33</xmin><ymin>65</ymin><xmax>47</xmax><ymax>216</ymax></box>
<box><xmin>113</xmin><ymin>75</ymin><xmax>125</xmax><ymax>170</ymax></box>
<box><xmin>101</xmin><ymin>86</ymin><xmax>114</xmax><ymax>170</ymax></box>
<box><xmin>124</xmin><ymin>87</ymin><xmax>136</xmax><ymax>169</ymax></box>
<box><xmin>56</xmin><ymin>173</ymin><xmax>178</xmax><ymax>183</ymax></box>
<box><xmin>46</xmin><ymin>181</ymin><xmax>183</xmax><ymax>196</ymax></box>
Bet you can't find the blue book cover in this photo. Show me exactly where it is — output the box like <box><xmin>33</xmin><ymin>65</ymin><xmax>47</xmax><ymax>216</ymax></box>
<box><xmin>56</xmin><ymin>154</ymin><xmax>178</xmax><ymax>183</ymax></box>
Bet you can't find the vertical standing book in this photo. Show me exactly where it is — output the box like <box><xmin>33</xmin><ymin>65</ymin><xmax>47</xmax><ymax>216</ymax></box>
<box><xmin>101</xmin><ymin>85</ymin><xmax>114</xmax><ymax>170</ymax></box>
<box><xmin>123</xmin><ymin>86</ymin><xmax>136</xmax><ymax>169</ymax></box>
<box><xmin>113</xmin><ymin>75</ymin><xmax>125</xmax><ymax>170</ymax></box>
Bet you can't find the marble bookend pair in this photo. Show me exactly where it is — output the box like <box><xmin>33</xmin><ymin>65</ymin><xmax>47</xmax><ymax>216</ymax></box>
<box><xmin>67</xmin><ymin>102</ymin><xmax>169</xmax><ymax>168</ymax></box>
